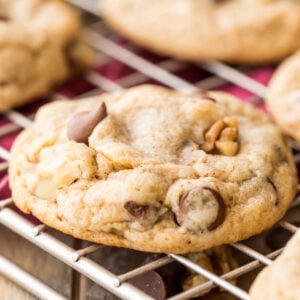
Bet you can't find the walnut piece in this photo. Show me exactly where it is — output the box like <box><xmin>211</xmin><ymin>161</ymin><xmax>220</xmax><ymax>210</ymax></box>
<box><xmin>201</xmin><ymin>117</ymin><xmax>239</xmax><ymax>156</ymax></box>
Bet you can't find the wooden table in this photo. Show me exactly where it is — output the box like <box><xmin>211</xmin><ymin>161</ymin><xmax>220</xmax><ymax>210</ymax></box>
<box><xmin>0</xmin><ymin>224</ymin><xmax>73</xmax><ymax>300</ymax></box>
<box><xmin>0</xmin><ymin>224</ymin><xmax>121</xmax><ymax>300</ymax></box>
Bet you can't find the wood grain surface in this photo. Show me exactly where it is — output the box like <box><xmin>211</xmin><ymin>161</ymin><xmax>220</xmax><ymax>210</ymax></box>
<box><xmin>0</xmin><ymin>224</ymin><xmax>74</xmax><ymax>300</ymax></box>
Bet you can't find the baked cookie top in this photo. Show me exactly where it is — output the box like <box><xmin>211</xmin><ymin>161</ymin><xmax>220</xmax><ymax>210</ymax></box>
<box><xmin>250</xmin><ymin>229</ymin><xmax>300</xmax><ymax>300</ymax></box>
<box><xmin>0</xmin><ymin>0</ymin><xmax>91</xmax><ymax>111</ymax></box>
<box><xmin>267</xmin><ymin>50</ymin><xmax>300</xmax><ymax>143</ymax></box>
<box><xmin>101</xmin><ymin>0</ymin><xmax>300</xmax><ymax>64</ymax></box>
<box><xmin>9</xmin><ymin>85</ymin><xmax>297</xmax><ymax>253</ymax></box>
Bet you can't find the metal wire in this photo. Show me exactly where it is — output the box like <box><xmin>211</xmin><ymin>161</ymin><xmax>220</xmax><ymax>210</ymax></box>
<box><xmin>0</xmin><ymin>2</ymin><xmax>299</xmax><ymax>300</ymax></box>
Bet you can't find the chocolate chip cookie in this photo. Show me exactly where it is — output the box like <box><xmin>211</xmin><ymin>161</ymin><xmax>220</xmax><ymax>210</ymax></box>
<box><xmin>250</xmin><ymin>229</ymin><xmax>300</xmax><ymax>300</ymax></box>
<box><xmin>101</xmin><ymin>0</ymin><xmax>300</xmax><ymax>64</ymax></box>
<box><xmin>9</xmin><ymin>85</ymin><xmax>297</xmax><ymax>253</ymax></box>
<box><xmin>267</xmin><ymin>50</ymin><xmax>300</xmax><ymax>143</ymax></box>
<box><xmin>0</xmin><ymin>0</ymin><xmax>91</xmax><ymax>111</ymax></box>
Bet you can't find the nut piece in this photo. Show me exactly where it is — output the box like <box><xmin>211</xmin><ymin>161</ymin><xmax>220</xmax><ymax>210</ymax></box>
<box><xmin>35</xmin><ymin>180</ymin><xmax>57</xmax><ymax>200</ymax></box>
<box><xmin>67</xmin><ymin>102</ymin><xmax>107</xmax><ymax>144</ymax></box>
<box><xmin>201</xmin><ymin>117</ymin><xmax>239</xmax><ymax>156</ymax></box>
<box><xmin>215</xmin><ymin>140</ymin><xmax>238</xmax><ymax>156</ymax></box>
<box><xmin>176</xmin><ymin>187</ymin><xmax>225</xmax><ymax>233</ymax></box>
<box><xmin>219</xmin><ymin>127</ymin><xmax>238</xmax><ymax>141</ymax></box>
<box><xmin>202</xmin><ymin>120</ymin><xmax>225</xmax><ymax>152</ymax></box>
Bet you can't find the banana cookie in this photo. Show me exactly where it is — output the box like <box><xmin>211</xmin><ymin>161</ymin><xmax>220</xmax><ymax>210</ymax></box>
<box><xmin>101</xmin><ymin>0</ymin><xmax>300</xmax><ymax>64</ymax></box>
<box><xmin>0</xmin><ymin>0</ymin><xmax>91</xmax><ymax>111</ymax></box>
<box><xmin>267</xmin><ymin>51</ymin><xmax>300</xmax><ymax>143</ymax></box>
<box><xmin>250</xmin><ymin>229</ymin><xmax>300</xmax><ymax>300</ymax></box>
<box><xmin>9</xmin><ymin>85</ymin><xmax>297</xmax><ymax>253</ymax></box>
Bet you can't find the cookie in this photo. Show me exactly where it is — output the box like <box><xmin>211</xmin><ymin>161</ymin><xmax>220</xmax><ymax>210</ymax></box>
<box><xmin>0</xmin><ymin>0</ymin><xmax>91</xmax><ymax>111</ymax></box>
<box><xmin>101</xmin><ymin>0</ymin><xmax>300</xmax><ymax>64</ymax></box>
<box><xmin>250</xmin><ymin>229</ymin><xmax>300</xmax><ymax>300</ymax></box>
<box><xmin>9</xmin><ymin>85</ymin><xmax>297</xmax><ymax>253</ymax></box>
<box><xmin>267</xmin><ymin>50</ymin><xmax>300</xmax><ymax>143</ymax></box>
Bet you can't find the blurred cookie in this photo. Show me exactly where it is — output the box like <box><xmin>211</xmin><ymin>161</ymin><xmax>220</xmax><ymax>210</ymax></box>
<box><xmin>9</xmin><ymin>85</ymin><xmax>297</xmax><ymax>253</ymax></box>
<box><xmin>250</xmin><ymin>229</ymin><xmax>300</xmax><ymax>300</ymax></box>
<box><xmin>0</xmin><ymin>0</ymin><xmax>91</xmax><ymax>111</ymax></box>
<box><xmin>101</xmin><ymin>0</ymin><xmax>300</xmax><ymax>64</ymax></box>
<box><xmin>267</xmin><ymin>50</ymin><xmax>300</xmax><ymax>143</ymax></box>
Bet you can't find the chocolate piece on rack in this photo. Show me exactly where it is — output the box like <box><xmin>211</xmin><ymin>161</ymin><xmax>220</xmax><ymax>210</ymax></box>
<box><xmin>129</xmin><ymin>254</ymin><xmax>186</xmax><ymax>298</ymax></box>
<box><xmin>129</xmin><ymin>271</ymin><xmax>166</xmax><ymax>300</ymax></box>
<box><xmin>144</xmin><ymin>254</ymin><xmax>186</xmax><ymax>296</ymax></box>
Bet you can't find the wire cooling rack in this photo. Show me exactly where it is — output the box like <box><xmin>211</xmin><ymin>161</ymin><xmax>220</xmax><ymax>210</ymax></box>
<box><xmin>0</xmin><ymin>1</ymin><xmax>300</xmax><ymax>299</ymax></box>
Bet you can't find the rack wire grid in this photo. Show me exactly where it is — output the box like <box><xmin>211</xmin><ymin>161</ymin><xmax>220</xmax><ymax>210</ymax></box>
<box><xmin>0</xmin><ymin>1</ymin><xmax>300</xmax><ymax>299</ymax></box>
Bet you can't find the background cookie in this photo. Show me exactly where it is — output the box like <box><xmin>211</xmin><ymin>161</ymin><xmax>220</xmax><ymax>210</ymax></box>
<box><xmin>101</xmin><ymin>0</ymin><xmax>300</xmax><ymax>64</ymax></box>
<box><xmin>267</xmin><ymin>50</ymin><xmax>300</xmax><ymax>143</ymax></box>
<box><xmin>9</xmin><ymin>85</ymin><xmax>297</xmax><ymax>253</ymax></box>
<box><xmin>250</xmin><ymin>229</ymin><xmax>300</xmax><ymax>300</ymax></box>
<box><xmin>0</xmin><ymin>0</ymin><xmax>91</xmax><ymax>111</ymax></box>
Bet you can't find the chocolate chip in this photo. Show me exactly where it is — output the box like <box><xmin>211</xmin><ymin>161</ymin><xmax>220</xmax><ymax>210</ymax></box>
<box><xmin>124</xmin><ymin>201</ymin><xmax>148</xmax><ymax>218</ymax></box>
<box><xmin>67</xmin><ymin>102</ymin><xmax>107</xmax><ymax>144</ymax></box>
<box><xmin>128</xmin><ymin>271</ymin><xmax>166</xmax><ymax>300</ymax></box>
<box><xmin>143</xmin><ymin>254</ymin><xmax>186</xmax><ymax>297</ymax></box>
<box><xmin>266</xmin><ymin>177</ymin><xmax>279</xmax><ymax>205</ymax></box>
<box><xmin>177</xmin><ymin>187</ymin><xmax>225</xmax><ymax>233</ymax></box>
<box><xmin>204</xmin><ymin>187</ymin><xmax>226</xmax><ymax>231</ymax></box>
<box><xmin>179</xmin><ymin>190</ymin><xmax>190</xmax><ymax>208</ymax></box>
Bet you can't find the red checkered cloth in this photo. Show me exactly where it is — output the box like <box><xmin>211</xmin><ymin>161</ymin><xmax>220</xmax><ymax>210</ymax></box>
<box><xmin>0</xmin><ymin>43</ymin><xmax>277</xmax><ymax>225</ymax></box>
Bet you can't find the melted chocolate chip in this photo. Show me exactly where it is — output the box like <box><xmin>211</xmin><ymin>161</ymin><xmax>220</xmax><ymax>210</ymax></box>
<box><xmin>266</xmin><ymin>177</ymin><xmax>279</xmax><ymax>205</ymax></box>
<box><xmin>203</xmin><ymin>187</ymin><xmax>226</xmax><ymax>231</ymax></box>
<box><xmin>124</xmin><ymin>201</ymin><xmax>148</xmax><ymax>218</ymax></box>
<box><xmin>177</xmin><ymin>187</ymin><xmax>225</xmax><ymax>232</ymax></box>
<box><xmin>179</xmin><ymin>190</ymin><xmax>190</xmax><ymax>209</ymax></box>
<box><xmin>129</xmin><ymin>271</ymin><xmax>166</xmax><ymax>300</ymax></box>
<box><xmin>67</xmin><ymin>102</ymin><xmax>107</xmax><ymax>144</ymax></box>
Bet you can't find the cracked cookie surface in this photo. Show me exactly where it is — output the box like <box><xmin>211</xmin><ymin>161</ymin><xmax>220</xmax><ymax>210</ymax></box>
<box><xmin>9</xmin><ymin>85</ymin><xmax>297</xmax><ymax>253</ymax></box>
<box><xmin>250</xmin><ymin>229</ymin><xmax>300</xmax><ymax>300</ymax></box>
<box><xmin>267</xmin><ymin>50</ymin><xmax>300</xmax><ymax>143</ymax></box>
<box><xmin>101</xmin><ymin>0</ymin><xmax>300</xmax><ymax>64</ymax></box>
<box><xmin>0</xmin><ymin>0</ymin><xmax>91</xmax><ymax>111</ymax></box>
